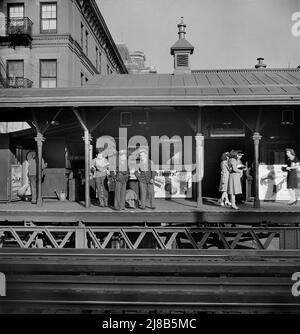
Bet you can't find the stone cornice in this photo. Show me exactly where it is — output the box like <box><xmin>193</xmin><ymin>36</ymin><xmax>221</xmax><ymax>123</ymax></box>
<box><xmin>76</xmin><ymin>0</ymin><xmax>127</xmax><ymax>74</ymax></box>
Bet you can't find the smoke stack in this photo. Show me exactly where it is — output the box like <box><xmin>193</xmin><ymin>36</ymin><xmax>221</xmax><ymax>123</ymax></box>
<box><xmin>255</xmin><ymin>57</ymin><xmax>267</xmax><ymax>69</ymax></box>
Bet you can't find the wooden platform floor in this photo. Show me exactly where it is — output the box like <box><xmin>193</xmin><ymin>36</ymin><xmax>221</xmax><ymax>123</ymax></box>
<box><xmin>0</xmin><ymin>198</ymin><xmax>300</xmax><ymax>224</ymax></box>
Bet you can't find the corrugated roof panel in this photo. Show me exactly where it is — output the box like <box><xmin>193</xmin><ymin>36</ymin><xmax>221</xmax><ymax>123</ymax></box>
<box><xmin>249</xmin><ymin>86</ymin><xmax>270</xmax><ymax>94</ymax></box>
<box><xmin>185</xmin><ymin>87</ymin><xmax>202</xmax><ymax>95</ymax></box>
<box><xmin>229</xmin><ymin>73</ymin><xmax>252</xmax><ymax>85</ymax></box>
<box><xmin>171</xmin><ymin>74</ymin><xmax>184</xmax><ymax>87</ymax></box>
<box><xmin>158</xmin><ymin>74</ymin><xmax>171</xmax><ymax>87</ymax></box>
<box><xmin>206</xmin><ymin>73</ymin><xmax>224</xmax><ymax>86</ymax></box>
<box><xmin>217</xmin><ymin>72</ymin><xmax>238</xmax><ymax>85</ymax></box>
<box><xmin>234</xmin><ymin>87</ymin><xmax>253</xmax><ymax>95</ymax></box>
<box><xmin>286</xmin><ymin>72</ymin><xmax>300</xmax><ymax>84</ymax></box>
<box><xmin>281</xmin><ymin>85</ymin><xmax>300</xmax><ymax>94</ymax></box>
<box><xmin>241</xmin><ymin>73</ymin><xmax>263</xmax><ymax>85</ymax></box>
<box><xmin>253</xmin><ymin>72</ymin><xmax>278</xmax><ymax>85</ymax></box>
<box><xmin>266</xmin><ymin>86</ymin><xmax>288</xmax><ymax>94</ymax></box>
<box><xmin>183</xmin><ymin>73</ymin><xmax>197</xmax><ymax>87</ymax></box>
<box><xmin>193</xmin><ymin>73</ymin><xmax>211</xmax><ymax>86</ymax></box>
<box><xmin>263</xmin><ymin>72</ymin><xmax>288</xmax><ymax>85</ymax></box>
<box><xmin>171</xmin><ymin>87</ymin><xmax>186</xmax><ymax>95</ymax></box>
<box><xmin>202</xmin><ymin>87</ymin><xmax>219</xmax><ymax>95</ymax></box>
<box><xmin>217</xmin><ymin>87</ymin><xmax>236</xmax><ymax>95</ymax></box>
<box><xmin>151</xmin><ymin>87</ymin><xmax>171</xmax><ymax>96</ymax></box>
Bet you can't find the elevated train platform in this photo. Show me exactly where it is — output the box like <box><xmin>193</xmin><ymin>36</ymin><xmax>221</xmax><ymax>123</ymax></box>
<box><xmin>0</xmin><ymin>199</ymin><xmax>300</xmax><ymax>224</ymax></box>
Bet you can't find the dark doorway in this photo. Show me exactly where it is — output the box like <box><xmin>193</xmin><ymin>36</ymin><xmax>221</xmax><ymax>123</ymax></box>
<box><xmin>203</xmin><ymin>138</ymin><xmax>252</xmax><ymax>199</ymax></box>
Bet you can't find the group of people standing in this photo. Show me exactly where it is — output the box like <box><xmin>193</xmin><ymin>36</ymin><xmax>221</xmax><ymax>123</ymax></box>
<box><xmin>219</xmin><ymin>150</ymin><xmax>246</xmax><ymax>210</ymax></box>
<box><xmin>219</xmin><ymin>148</ymin><xmax>300</xmax><ymax>209</ymax></box>
<box><xmin>91</xmin><ymin>148</ymin><xmax>156</xmax><ymax>211</ymax></box>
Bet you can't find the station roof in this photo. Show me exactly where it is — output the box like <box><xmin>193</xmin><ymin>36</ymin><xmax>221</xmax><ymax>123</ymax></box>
<box><xmin>1</xmin><ymin>69</ymin><xmax>300</xmax><ymax>108</ymax></box>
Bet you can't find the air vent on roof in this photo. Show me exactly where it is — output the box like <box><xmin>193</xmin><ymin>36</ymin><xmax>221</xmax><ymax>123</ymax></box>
<box><xmin>177</xmin><ymin>54</ymin><xmax>189</xmax><ymax>67</ymax></box>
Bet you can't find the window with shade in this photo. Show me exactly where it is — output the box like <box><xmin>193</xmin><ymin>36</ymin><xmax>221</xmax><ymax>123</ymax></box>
<box><xmin>8</xmin><ymin>4</ymin><xmax>24</xmax><ymax>18</ymax></box>
<box><xmin>40</xmin><ymin>3</ymin><xmax>57</xmax><ymax>33</ymax></box>
<box><xmin>8</xmin><ymin>3</ymin><xmax>25</xmax><ymax>30</ymax></box>
<box><xmin>7</xmin><ymin>60</ymin><xmax>24</xmax><ymax>79</ymax></box>
<box><xmin>40</xmin><ymin>60</ymin><xmax>57</xmax><ymax>88</ymax></box>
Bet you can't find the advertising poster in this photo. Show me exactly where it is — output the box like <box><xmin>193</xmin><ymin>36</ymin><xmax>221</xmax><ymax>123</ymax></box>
<box><xmin>11</xmin><ymin>165</ymin><xmax>22</xmax><ymax>201</ymax></box>
<box><xmin>259</xmin><ymin>164</ymin><xmax>300</xmax><ymax>201</ymax></box>
<box><xmin>154</xmin><ymin>170</ymin><xmax>192</xmax><ymax>198</ymax></box>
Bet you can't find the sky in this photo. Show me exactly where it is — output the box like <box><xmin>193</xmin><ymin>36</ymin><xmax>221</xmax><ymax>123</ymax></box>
<box><xmin>97</xmin><ymin>0</ymin><xmax>300</xmax><ymax>73</ymax></box>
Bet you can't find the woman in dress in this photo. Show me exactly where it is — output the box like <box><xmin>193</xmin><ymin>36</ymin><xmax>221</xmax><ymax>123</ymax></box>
<box><xmin>228</xmin><ymin>150</ymin><xmax>243</xmax><ymax>210</ymax></box>
<box><xmin>218</xmin><ymin>152</ymin><xmax>231</xmax><ymax>206</ymax></box>
<box><xmin>285</xmin><ymin>148</ymin><xmax>299</xmax><ymax>205</ymax></box>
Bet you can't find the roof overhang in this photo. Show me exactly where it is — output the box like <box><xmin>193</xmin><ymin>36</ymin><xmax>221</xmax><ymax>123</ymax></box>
<box><xmin>0</xmin><ymin>91</ymin><xmax>300</xmax><ymax>108</ymax></box>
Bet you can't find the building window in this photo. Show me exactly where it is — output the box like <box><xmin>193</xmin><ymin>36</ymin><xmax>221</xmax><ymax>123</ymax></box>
<box><xmin>99</xmin><ymin>52</ymin><xmax>102</xmax><ymax>74</ymax></box>
<box><xmin>40</xmin><ymin>2</ymin><xmax>57</xmax><ymax>34</ymax></box>
<box><xmin>85</xmin><ymin>77</ymin><xmax>88</xmax><ymax>84</ymax></box>
<box><xmin>96</xmin><ymin>47</ymin><xmax>99</xmax><ymax>70</ymax></box>
<box><xmin>40</xmin><ymin>60</ymin><xmax>57</xmax><ymax>88</ymax></box>
<box><xmin>7</xmin><ymin>60</ymin><xmax>24</xmax><ymax>80</ymax></box>
<box><xmin>107</xmin><ymin>65</ymin><xmax>110</xmax><ymax>75</ymax></box>
<box><xmin>80</xmin><ymin>23</ymin><xmax>84</xmax><ymax>49</ymax></box>
<box><xmin>85</xmin><ymin>30</ymin><xmax>89</xmax><ymax>55</ymax></box>
<box><xmin>8</xmin><ymin>4</ymin><xmax>24</xmax><ymax>18</ymax></box>
<box><xmin>120</xmin><ymin>112</ymin><xmax>132</xmax><ymax>127</ymax></box>
<box><xmin>81</xmin><ymin>72</ymin><xmax>84</xmax><ymax>86</ymax></box>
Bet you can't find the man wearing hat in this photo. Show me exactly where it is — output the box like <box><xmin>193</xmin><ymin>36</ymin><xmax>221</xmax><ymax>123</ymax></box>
<box><xmin>112</xmin><ymin>149</ymin><xmax>129</xmax><ymax>210</ymax></box>
<box><xmin>135</xmin><ymin>148</ymin><xmax>156</xmax><ymax>210</ymax></box>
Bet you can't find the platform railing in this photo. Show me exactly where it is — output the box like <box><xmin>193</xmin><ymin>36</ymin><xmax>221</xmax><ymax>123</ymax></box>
<box><xmin>0</xmin><ymin>226</ymin><xmax>289</xmax><ymax>250</ymax></box>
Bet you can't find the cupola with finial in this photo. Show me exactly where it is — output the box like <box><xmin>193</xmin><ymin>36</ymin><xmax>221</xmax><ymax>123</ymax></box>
<box><xmin>170</xmin><ymin>17</ymin><xmax>194</xmax><ymax>74</ymax></box>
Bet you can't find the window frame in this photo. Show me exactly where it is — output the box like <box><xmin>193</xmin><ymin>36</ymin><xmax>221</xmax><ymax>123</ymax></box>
<box><xmin>7</xmin><ymin>3</ymin><xmax>25</xmax><ymax>19</ymax></box>
<box><xmin>39</xmin><ymin>59</ymin><xmax>57</xmax><ymax>88</ymax></box>
<box><xmin>7</xmin><ymin>59</ymin><xmax>24</xmax><ymax>79</ymax></box>
<box><xmin>96</xmin><ymin>46</ymin><xmax>99</xmax><ymax>71</ymax></box>
<box><xmin>80</xmin><ymin>23</ymin><xmax>84</xmax><ymax>49</ymax></box>
<box><xmin>40</xmin><ymin>2</ymin><xmax>57</xmax><ymax>34</ymax></box>
<box><xmin>85</xmin><ymin>30</ymin><xmax>89</xmax><ymax>55</ymax></box>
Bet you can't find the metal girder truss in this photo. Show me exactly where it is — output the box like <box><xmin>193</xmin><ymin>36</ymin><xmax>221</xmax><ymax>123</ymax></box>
<box><xmin>0</xmin><ymin>226</ymin><xmax>285</xmax><ymax>250</ymax></box>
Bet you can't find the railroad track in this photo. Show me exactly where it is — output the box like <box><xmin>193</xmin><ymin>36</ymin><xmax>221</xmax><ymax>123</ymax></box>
<box><xmin>0</xmin><ymin>249</ymin><xmax>300</xmax><ymax>314</ymax></box>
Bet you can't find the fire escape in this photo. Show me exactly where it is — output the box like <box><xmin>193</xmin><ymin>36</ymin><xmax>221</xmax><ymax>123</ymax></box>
<box><xmin>0</xmin><ymin>17</ymin><xmax>33</xmax><ymax>88</ymax></box>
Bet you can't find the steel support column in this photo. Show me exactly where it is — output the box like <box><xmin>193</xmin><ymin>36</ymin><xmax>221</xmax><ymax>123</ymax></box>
<box><xmin>195</xmin><ymin>133</ymin><xmax>204</xmax><ymax>208</ymax></box>
<box><xmin>35</xmin><ymin>133</ymin><xmax>45</xmax><ymax>207</ymax></box>
<box><xmin>253</xmin><ymin>132</ymin><xmax>262</xmax><ymax>209</ymax></box>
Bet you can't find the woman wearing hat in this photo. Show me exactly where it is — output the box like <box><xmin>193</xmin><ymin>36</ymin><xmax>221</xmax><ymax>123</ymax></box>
<box><xmin>285</xmin><ymin>148</ymin><xmax>299</xmax><ymax>205</ymax></box>
<box><xmin>218</xmin><ymin>152</ymin><xmax>231</xmax><ymax>207</ymax></box>
<box><xmin>228</xmin><ymin>150</ymin><xmax>243</xmax><ymax>210</ymax></box>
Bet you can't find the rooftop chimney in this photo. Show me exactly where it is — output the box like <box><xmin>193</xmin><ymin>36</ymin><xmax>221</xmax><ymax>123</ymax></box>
<box><xmin>255</xmin><ymin>57</ymin><xmax>267</xmax><ymax>69</ymax></box>
<box><xmin>170</xmin><ymin>17</ymin><xmax>194</xmax><ymax>74</ymax></box>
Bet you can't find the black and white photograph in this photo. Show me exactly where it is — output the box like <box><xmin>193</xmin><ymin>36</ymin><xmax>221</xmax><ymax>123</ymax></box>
<box><xmin>0</xmin><ymin>0</ymin><xmax>300</xmax><ymax>324</ymax></box>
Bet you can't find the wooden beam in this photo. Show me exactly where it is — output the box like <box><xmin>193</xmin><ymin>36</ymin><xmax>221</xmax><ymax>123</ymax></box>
<box><xmin>90</xmin><ymin>108</ymin><xmax>113</xmax><ymax>133</ymax></box>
